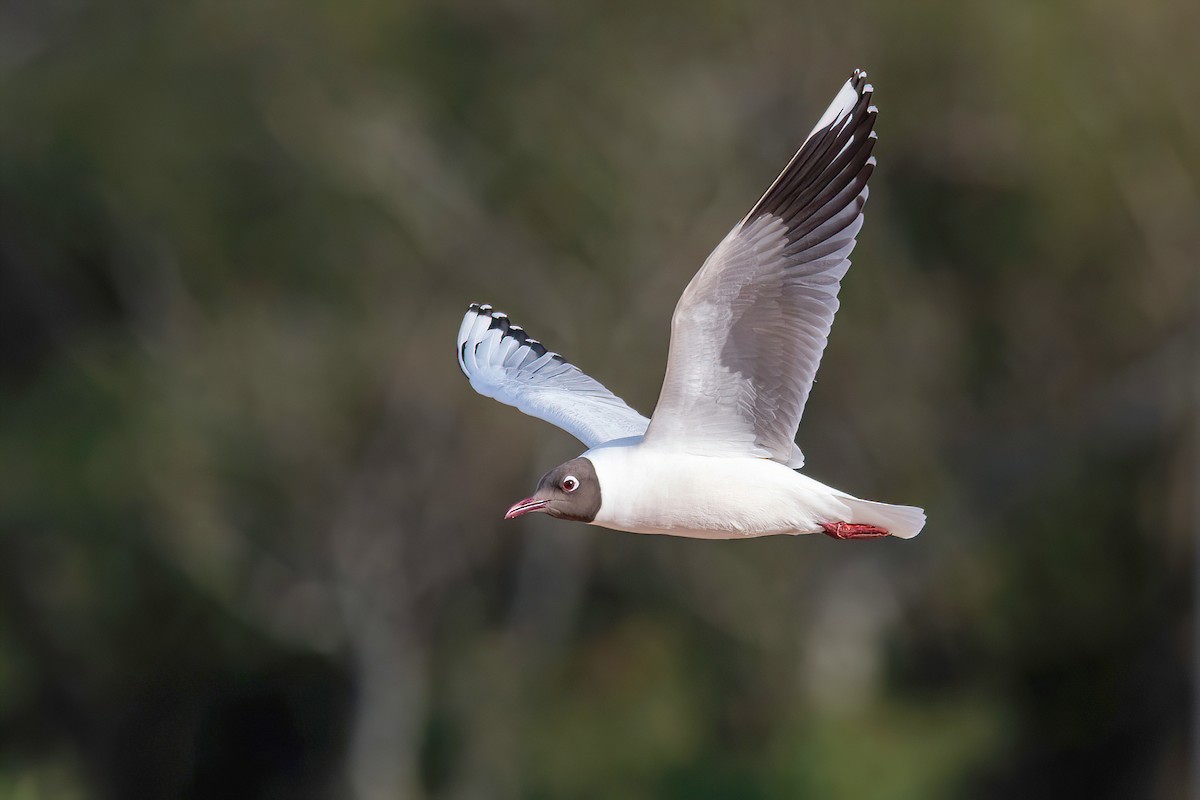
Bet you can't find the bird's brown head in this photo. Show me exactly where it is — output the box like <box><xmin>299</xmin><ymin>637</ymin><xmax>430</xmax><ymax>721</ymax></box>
<box><xmin>504</xmin><ymin>457</ymin><xmax>601</xmax><ymax>523</ymax></box>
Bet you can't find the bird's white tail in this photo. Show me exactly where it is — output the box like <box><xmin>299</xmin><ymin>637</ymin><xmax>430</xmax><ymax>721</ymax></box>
<box><xmin>842</xmin><ymin>498</ymin><xmax>926</xmax><ymax>539</ymax></box>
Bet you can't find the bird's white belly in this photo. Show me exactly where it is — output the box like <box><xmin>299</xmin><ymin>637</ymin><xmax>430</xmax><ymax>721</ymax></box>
<box><xmin>583</xmin><ymin>443</ymin><xmax>850</xmax><ymax>539</ymax></box>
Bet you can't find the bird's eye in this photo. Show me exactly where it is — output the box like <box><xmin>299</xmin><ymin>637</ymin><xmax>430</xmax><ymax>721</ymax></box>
<box><xmin>562</xmin><ymin>476</ymin><xmax>578</xmax><ymax>493</ymax></box>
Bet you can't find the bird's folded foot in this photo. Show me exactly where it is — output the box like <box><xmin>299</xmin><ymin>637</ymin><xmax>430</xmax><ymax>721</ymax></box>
<box><xmin>820</xmin><ymin>522</ymin><xmax>890</xmax><ymax>540</ymax></box>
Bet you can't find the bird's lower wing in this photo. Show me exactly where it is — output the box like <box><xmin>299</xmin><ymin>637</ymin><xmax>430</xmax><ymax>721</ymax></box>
<box><xmin>457</xmin><ymin>304</ymin><xmax>650</xmax><ymax>448</ymax></box>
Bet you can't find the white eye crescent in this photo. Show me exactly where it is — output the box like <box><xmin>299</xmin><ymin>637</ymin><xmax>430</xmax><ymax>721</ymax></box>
<box><xmin>561</xmin><ymin>476</ymin><xmax>578</xmax><ymax>493</ymax></box>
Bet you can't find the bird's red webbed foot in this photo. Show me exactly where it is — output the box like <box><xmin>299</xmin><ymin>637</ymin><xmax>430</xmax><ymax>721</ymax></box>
<box><xmin>820</xmin><ymin>522</ymin><xmax>890</xmax><ymax>540</ymax></box>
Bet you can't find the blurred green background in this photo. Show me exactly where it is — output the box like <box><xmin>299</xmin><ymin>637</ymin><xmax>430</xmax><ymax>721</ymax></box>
<box><xmin>0</xmin><ymin>0</ymin><xmax>1196</xmax><ymax>798</ymax></box>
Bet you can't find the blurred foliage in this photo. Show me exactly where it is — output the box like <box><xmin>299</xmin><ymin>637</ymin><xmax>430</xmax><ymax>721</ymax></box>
<box><xmin>0</xmin><ymin>0</ymin><xmax>1196</xmax><ymax>798</ymax></box>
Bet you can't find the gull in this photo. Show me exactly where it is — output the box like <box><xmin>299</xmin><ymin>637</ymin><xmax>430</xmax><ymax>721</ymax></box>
<box><xmin>456</xmin><ymin>69</ymin><xmax>924</xmax><ymax>541</ymax></box>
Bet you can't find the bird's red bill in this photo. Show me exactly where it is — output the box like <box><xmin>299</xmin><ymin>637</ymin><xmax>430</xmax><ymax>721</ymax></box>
<box><xmin>504</xmin><ymin>497</ymin><xmax>548</xmax><ymax>520</ymax></box>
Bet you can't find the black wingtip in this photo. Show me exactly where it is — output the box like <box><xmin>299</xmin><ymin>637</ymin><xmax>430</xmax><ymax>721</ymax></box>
<box><xmin>739</xmin><ymin>69</ymin><xmax>879</xmax><ymax>243</ymax></box>
<box><xmin>487</xmin><ymin>313</ymin><xmax>510</xmax><ymax>334</ymax></box>
<box><xmin>744</xmin><ymin>71</ymin><xmax>878</xmax><ymax>224</ymax></box>
<box><xmin>466</xmin><ymin>303</ymin><xmax>559</xmax><ymax>360</ymax></box>
<box><xmin>849</xmin><ymin>70</ymin><xmax>874</xmax><ymax>107</ymax></box>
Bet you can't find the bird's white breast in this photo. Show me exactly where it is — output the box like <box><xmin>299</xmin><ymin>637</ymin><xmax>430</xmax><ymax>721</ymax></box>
<box><xmin>582</xmin><ymin>440</ymin><xmax>851</xmax><ymax>539</ymax></box>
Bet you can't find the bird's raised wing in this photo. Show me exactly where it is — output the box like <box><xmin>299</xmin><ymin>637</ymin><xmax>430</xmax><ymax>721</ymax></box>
<box><xmin>457</xmin><ymin>304</ymin><xmax>650</xmax><ymax>448</ymax></box>
<box><xmin>643</xmin><ymin>70</ymin><xmax>877</xmax><ymax>468</ymax></box>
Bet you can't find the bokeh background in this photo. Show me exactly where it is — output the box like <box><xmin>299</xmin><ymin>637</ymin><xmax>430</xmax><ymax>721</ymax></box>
<box><xmin>1</xmin><ymin>0</ymin><xmax>1196</xmax><ymax>798</ymax></box>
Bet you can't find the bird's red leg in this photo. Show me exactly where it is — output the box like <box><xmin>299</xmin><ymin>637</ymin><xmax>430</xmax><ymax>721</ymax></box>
<box><xmin>820</xmin><ymin>522</ymin><xmax>890</xmax><ymax>540</ymax></box>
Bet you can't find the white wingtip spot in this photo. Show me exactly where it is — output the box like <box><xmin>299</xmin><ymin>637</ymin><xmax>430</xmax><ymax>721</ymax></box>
<box><xmin>809</xmin><ymin>79</ymin><xmax>860</xmax><ymax>139</ymax></box>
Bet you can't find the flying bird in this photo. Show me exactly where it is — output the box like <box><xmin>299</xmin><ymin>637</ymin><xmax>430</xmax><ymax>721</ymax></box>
<box><xmin>457</xmin><ymin>69</ymin><xmax>924</xmax><ymax>541</ymax></box>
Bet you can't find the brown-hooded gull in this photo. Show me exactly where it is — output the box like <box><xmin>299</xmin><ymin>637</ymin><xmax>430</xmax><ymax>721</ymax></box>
<box><xmin>457</xmin><ymin>69</ymin><xmax>925</xmax><ymax>541</ymax></box>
